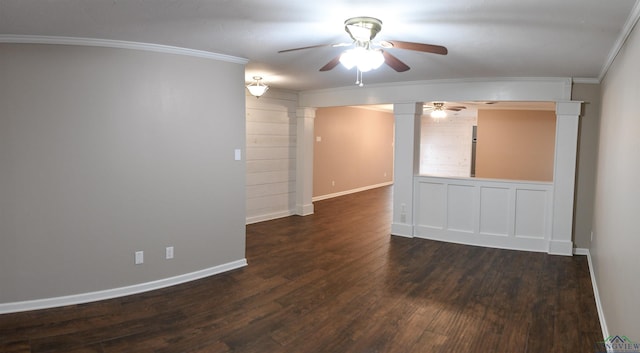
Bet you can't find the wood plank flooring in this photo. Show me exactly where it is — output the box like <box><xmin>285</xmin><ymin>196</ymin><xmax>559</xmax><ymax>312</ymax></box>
<box><xmin>0</xmin><ymin>186</ymin><xmax>603</xmax><ymax>352</ymax></box>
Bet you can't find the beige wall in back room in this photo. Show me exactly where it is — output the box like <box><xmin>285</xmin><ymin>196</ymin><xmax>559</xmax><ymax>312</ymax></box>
<box><xmin>313</xmin><ymin>106</ymin><xmax>394</xmax><ymax>198</ymax></box>
<box><xmin>476</xmin><ymin>109</ymin><xmax>556</xmax><ymax>182</ymax></box>
<box><xmin>0</xmin><ymin>43</ymin><xmax>247</xmax><ymax>303</ymax></box>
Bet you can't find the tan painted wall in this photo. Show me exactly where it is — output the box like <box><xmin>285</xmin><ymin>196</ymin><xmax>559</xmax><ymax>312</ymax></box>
<box><xmin>475</xmin><ymin>109</ymin><xmax>556</xmax><ymax>181</ymax></box>
<box><xmin>313</xmin><ymin>106</ymin><xmax>394</xmax><ymax>198</ymax></box>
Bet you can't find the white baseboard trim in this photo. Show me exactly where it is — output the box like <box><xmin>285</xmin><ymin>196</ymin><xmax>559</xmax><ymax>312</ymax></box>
<box><xmin>573</xmin><ymin>247</ymin><xmax>590</xmax><ymax>256</ymax></box>
<box><xmin>574</xmin><ymin>248</ymin><xmax>609</xmax><ymax>340</ymax></box>
<box><xmin>312</xmin><ymin>182</ymin><xmax>393</xmax><ymax>202</ymax></box>
<box><xmin>246</xmin><ymin>210</ymin><xmax>295</xmax><ymax>224</ymax></box>
<box><xmin>0</xmin><ymin>258</ymin><xmax>248</xmax><ymax>315</ymax></box>
<box><xmin>548</xmin><ymin>240</ymin><xmax>574</xmax><ymax>256</ymax></box>
<box><xmin>296</xmin><ymin>203</ymin><xmax>314</xmax><ymax>216</ymax></box>
<box><xmin>391</xmin><ymin>223</ymin><xmax>414</xmax><ymax>238</ymax></box>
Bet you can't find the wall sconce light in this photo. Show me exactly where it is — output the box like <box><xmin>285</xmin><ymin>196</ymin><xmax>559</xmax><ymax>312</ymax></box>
<box><xmin>246</xmin><ymin>76</ymin><xmax>269</xmax><ymax>98</ymax></box>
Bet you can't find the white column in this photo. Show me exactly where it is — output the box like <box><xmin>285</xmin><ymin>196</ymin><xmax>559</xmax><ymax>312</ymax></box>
<box><xmin>391</xmin><ymin>102</ymin><xmax>422</xmax><ymax>237</ymax></box>
<box><xmin>549</xmin><ymin>101</ymin><xmax>581</xmax><ymax>255</ymax></box>
<box><xmin>296</xmin><ymin>107</ymin><xmax>316</xmax><ymax>216</ymax></box>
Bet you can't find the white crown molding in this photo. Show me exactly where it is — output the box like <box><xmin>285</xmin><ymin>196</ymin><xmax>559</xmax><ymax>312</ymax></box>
<box><xmin>572</xmin><ymin>77</ymin><xmax>601</xmax><ymax>85</ymax></box>
<box><xmin>599</xmin><ymin>0</ymin><xmax>640</xmax><ymax>82</ymax></box>
<box><xmin>0</xmin><ymin>259</ymin><xmax>247</xmax><ymax>314</ymax></box>
<box><xmin>0</xmin><ymin>35</ymin><xmax>249</xmax><ymax>65</ymax></box>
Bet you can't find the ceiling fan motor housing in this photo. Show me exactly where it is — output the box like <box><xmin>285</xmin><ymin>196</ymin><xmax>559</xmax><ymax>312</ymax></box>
<box><xmin>344</xmin><ymin>17</ymin><xmax>383</xmax><ymax>42</ymax></box>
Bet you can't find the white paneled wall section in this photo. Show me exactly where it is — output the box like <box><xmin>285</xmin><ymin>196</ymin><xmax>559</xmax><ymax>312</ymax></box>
<box><xmin>246</xmin><ymin>90</ymin><xmax>298</xmax><ymax>224</ymax></box>
<box><xmin>414</xmin><ymin>176</ymin><xmax>553</xmax><ymax>252</ymax></box>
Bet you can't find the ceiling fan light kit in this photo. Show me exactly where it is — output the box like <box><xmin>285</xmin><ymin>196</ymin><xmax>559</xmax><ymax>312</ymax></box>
<box><xmin>278</xmin><ymin>16</ymin><xmax>448</xmax><ymax>87</ymax></box>
<box><xmin>425</xmin><ymin>102</ymin><xmax>467</xmax><ymax>120</ymax></box>
<box><xmin>430</xmin><ymin>102</ymin><xmax>447</xmax><ymax>119</ymax></box>
<box><xmin>246</xmin><ymin>76</ymin><xmax>269</xmax><ymax>98</ymax></box>
<box><xmin>430</xmin><ymin>109</ymin><xmax>447</xmax><ymax>119</ymax></box>
<box><xmin>339</xmin><ymin>46</ymin><xmax>385</xmax><ymax>72</ymax></box>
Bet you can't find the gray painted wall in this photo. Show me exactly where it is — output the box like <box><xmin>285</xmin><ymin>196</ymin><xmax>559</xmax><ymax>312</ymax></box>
<box><xmin>571</xmin><ymin>83</ymin><xmax>601</xmax><ymax>249</ymax></box>
<box><xmin>0</xmin><ymin>44</ymin><xmax>246</xmax><ymax>303</ymax></box>
<box><xmin>593</xmin><ymin>19</ymin><xmax>640</xmax><ymax>336</ymax></box>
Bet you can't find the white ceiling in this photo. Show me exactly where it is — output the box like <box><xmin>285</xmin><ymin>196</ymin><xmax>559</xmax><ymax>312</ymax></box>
<box><xmin>1</xmin><ymin>0</ymin><xmax>638</xmax><ymax>91</ymax></box>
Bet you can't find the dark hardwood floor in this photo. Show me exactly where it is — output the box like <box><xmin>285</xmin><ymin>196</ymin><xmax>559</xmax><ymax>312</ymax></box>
<box><xmin>0</xmin><ymin>186</ymin><xmax>603</xmax><ymax>353</ymax></box>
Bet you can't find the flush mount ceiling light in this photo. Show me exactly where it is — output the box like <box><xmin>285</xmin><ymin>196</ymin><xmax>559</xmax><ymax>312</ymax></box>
<box><xmin>246</xmin><ymin>76</ymin><xmax>269</xmax><ymax>98</ymax></box>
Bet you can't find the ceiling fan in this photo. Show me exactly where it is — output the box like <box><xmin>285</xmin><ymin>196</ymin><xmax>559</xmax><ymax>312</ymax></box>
<box><xmin>278</xmin><ymin>17</ymin><xmax>447</xmax><ymax>84</ymax></box>
<box><xmin>424</xmin><ymin>102</ymin><xmax>466</xmax><ymax>119</ymax></box>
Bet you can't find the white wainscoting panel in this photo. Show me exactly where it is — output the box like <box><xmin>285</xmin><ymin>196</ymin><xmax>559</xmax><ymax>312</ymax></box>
<box><xmin>514</xmin><ymin>188</ymin><xmax>549</xmax><ymax>239</ymax></box>
<box><xmin>479</xmin><ymin>186</ymin><xmax>510</xmax><ymax>236</ymax></box>
<box><xmin>417</xmin><ymin>181</ymin><xmax>446</xmax><ymax>229</ymax></box>
<box><xmin>414</xmin><ymin>176</ymin><xmax>553</xmax><ymax>252</ymax></box>
<box><xmin>447</xmin><ymin>184</ymin><xmax>475</xmax><ymax>233</ymax></box>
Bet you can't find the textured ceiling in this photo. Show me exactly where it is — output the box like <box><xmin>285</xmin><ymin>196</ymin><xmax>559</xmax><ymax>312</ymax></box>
<box><xmin>1</xmin><ymin>0</ymin><xmax>638</xmax><ymax>91</ymax></box>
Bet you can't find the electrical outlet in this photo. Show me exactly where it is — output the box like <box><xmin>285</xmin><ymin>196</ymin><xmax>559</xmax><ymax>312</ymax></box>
<box><xmin>166</xmin><ymin>246</ymin><xmax>174</xmax><ymax>259</ymax></box>
<box><xmin>135</xmin><ymin>251</ymin><xmax>144</xmax><ymax>265</ymax></box>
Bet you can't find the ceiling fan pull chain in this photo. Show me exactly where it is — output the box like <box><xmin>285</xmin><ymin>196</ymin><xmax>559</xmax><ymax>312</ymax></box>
<box><xmin>354</xmin><ymin>68</ymin><xmax>365</xmax><ymax>87</ymax></box>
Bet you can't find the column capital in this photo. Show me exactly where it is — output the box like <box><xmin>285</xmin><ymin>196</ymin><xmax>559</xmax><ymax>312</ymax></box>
<box><xmin>296</xmin><ymin>107</ymin><xmax>317</xmax><ymax>119</ymax></box>
<box><xmin>556</xmin><ymin>101</ymin><xmax>582</xmax><ymax>116</ymax></box>
<box><xmin>393</xmin><ymin>102</ymin><xmax>423</xmax><ymax>116</ymax></box>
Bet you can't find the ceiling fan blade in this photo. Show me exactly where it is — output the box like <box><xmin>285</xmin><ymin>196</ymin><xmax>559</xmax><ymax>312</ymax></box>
<box><xmin>278</xmin><ymin>42</ymin><xmax>351</xmax><ymax>53</ymax></box>
<box><xmin>278</xmin><ymin>44</ymin><xmax>334</xmax><ymax>53</ymax></box>
<box><xmin>382</xmin><ymin>50</ymin><xmax>410</xmax><ymax>72</ymax></box>
<box><xmin>446</xmin><ymin>106</ymin><xmax>467</xmax><ymax>111</ymax></box>
<box><xmin>385</xmin><ymin>40</ymin><xmax>448</xmax><ymax>55</ymax></box>
<box><xmin>319</xmin><ymin>56</ymin><xmax>341</xmax><ymax>71</ymax></box>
